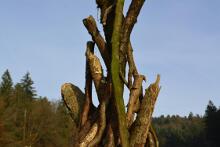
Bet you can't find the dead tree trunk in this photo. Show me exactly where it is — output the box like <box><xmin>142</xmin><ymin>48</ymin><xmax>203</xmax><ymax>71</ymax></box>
<box><xmin>61</xmin><ymin>0</ymin><xmax>160</xmax><ymax>146</ymax></box>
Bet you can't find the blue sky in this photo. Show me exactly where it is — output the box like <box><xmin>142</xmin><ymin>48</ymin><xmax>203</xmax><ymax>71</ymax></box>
<box><xmin>0</xmin><ymin>0</ymin><xmax>219</xmax><ymax>116</ymax></box>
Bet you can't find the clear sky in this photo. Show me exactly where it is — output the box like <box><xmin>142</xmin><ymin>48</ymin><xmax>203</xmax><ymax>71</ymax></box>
<box><xmin>0</xmin><ymin>0</ymin><xmax>220</xmax><ymax>116</ymax></box>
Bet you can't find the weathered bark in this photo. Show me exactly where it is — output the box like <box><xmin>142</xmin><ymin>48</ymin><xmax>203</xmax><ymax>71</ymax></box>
<box><xmin>104</xmin><ymin>124</ymin><xmax>115</xmax><ymax>147</ymax></box>
<box><xmin>61</xmin><ymin>0</ymin><xmax>160</xmax><ymax>146</ymax></box>
<box><xmin>80</xmin><ymin>41</ymin><xmax>95</xmax><ymax>127</ymax></box>
<box><xmin>87</xmin><ymin>101</ymin><xmax>106</xmax><ymax>147</ymax></box>
<box><xmin>83</xmin><ymin>17</ymin><xmax>111</xmax><ymax>71</ymax></box>
<box><xmin>86</xmin><ymin>46</ymin><xmax>103</xmax><ymax>95</ymax></box>
<box><xmin>127</xmin><ymin>75</ymin><xmax>144</xmax><ymax>127</ymax></box>
<box><xmin>130</xmin><ymin>75</ymin><xmax>160</xmax><ymax>146</ymax></box>
<box><xmin>61</xmin><ymin>83</ymin><xmax>85</xmax><ymax>126</ymax></box>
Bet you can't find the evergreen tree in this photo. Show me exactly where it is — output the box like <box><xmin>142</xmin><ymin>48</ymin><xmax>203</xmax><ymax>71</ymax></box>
<box><xmin>0</xmin><ymin>69</ymin><xmax>13</xmax><ymax>106</ymax></box>
<box><xmin>0</xmin><ymin>69</ymin><xmax>13</xmax><ymax>96</ymax></box>
<box><xmin>205</xmin><ymin>100</ymin><xmax>217</xmax><ymax>115</ymax></box>
<box><xmin>20</xmin><ymin>72</ymin><xmax>36</xmax><ymax>99</ymax></box>
<box><xmin>188</xmin><ymin>112</ymin><xmax>193</xmax><ymax>120</ymax></box>
<box><xmin>205</xmin><ymin>100</ymin><xmax>220</xmax><ymax>147</ymax></box>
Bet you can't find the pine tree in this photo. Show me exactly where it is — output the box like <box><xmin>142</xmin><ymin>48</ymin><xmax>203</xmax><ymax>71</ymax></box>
<box><xmin>205</xmin><ymin>100</ymin><xmax>219</xmax><ymax>147</ymax></box>
<box><xmin>0</xmin><ymin>69</ymin><xmax>13</xmax><ymax>106</ymax></box>
<box><xmin>20</xmin><ymin>72</ymin><xmax>36</xmax><ymax>99</ymax></box>
<box><xmin>0</xmin><ymin>69</ymin><xmax>13</xmax><ymax>96</ymax></box>
<box><xmin>205</xmin><ymin>100</ymin><xmax>217</xmax><ymax>115</ymax></box>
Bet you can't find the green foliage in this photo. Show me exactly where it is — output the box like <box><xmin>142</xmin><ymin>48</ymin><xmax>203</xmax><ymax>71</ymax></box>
<box><xmin>204</xmin><ymin>101</ymin><xmax>220</xmax><ymax>147</ymax></box>
<box><xmin>0</xmin><ymin>69</ymin><xmax>13</xmax><ymax>106</ymax></box>
<box><xmin>153</xmin><ymin>101</ymin><xmax>220</xmax><ymax>147</ymax></box>
<box><xmin>0</xmin><ymin>69</ymin><xmax>13</xmax><ymax>95</ymax></box>
<box><xmin>20</xmin><ymin>72</ymin><xmax>36</xmax><ymax>99</ymax></box>
<box><xmin>153</xmin><ymin>114</ymin><xmax>208</xmax><ymax>147</ymax></box>
<box><xmin>0</xmin><ymin>70</ymin><xmax>74</xmax><ymax>147</ymax></box>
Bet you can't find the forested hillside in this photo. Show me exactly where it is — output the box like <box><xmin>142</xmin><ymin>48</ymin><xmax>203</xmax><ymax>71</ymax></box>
<box><xmin>0</xmin><ymin>69</ymin><xmax>219</xmax><ymax>147</ymax></box>
<box><xmin>153</xmin><ymin>102</ymin><xmax>220</xmax><ymax>147</ymax></box>
<box><xmin>0</xmin><ymin>70</ymin><xmax>75</xmax><ymax>147</ymax></box>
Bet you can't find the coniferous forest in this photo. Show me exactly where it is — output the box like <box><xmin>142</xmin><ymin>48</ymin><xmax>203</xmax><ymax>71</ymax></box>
<box><xmin>0</xmin><ymin>69</ymin><xmax>219</xmax><ymax>147</ymax></box>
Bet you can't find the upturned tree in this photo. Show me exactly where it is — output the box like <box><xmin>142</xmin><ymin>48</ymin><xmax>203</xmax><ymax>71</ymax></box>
<box><xmin>61</xmin><ymin>0</ymin><xmax>161</xmax><ymax>146</ymax></box>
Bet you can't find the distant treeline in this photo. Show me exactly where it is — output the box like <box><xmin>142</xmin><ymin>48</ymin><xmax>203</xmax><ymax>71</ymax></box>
<box><xmin>153</xmin><ymin>101</ymin><xmax>220</xmax><ymax>147</ymax></box>
<box><xmin>0</xmin><ymin>69</ymin><xmax>220</xmax><ymax>147</ymax></box>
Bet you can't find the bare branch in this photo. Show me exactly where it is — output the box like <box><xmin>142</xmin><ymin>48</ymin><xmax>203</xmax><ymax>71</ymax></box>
<box><xmin>86</xmin><ymin>47</ymin><xmax>103</xmax><ymax>92</ymax></box>
<box><xmin>102</xmin><ymin>4</ymin><xmax>114</xmax><ymax>25</ymax></box>
<box><xmin>120</xmin><ymin>71</ymin><xmax>129</xmax><ymax>89</ymax></box>
<box><xmin>78</xmin><ymin>111</ymin><xmax>99</xmax><ymax>146</ymax></box>
<box><xmin>83</xmin><ymin>16</ymin><xmax>111</xmax><ymax>70</ymax></box>
<box><xmin>123</xmin><ymin>0</ymin><xmax>145</xmax><ymax>40</ymax></box>
<box><xmin>81</xmin><ymin>41</ymin><xmax>95</xmax><ymax>127</ymax></box>
<box><xmin>120</xmin><ymin>0</ymin><xmax>145</xmax><ymax>88</ymax></box>
<box><xmin>104</xmin><ymin>124</ymin><xmax>115</xmax><ymax>147</ymax></box>
<box><xmin>88</xmin><ymin>101</ymin><xmax>107</xmax><ymax>147</ymax></box>
<box><xmin>130</xmin><ymin>75</ymin><xmax>160</xmax><ymax>146</ymax></box>
<box><xmin>96</xmin><ymin>0</ymin><xmax>108</xmax><ymax>9</ymax></box>
<box><xmin>96</xmin><ymin>0</ymin><xmax>115</xmax><ymax>21</ymax></box>
<box><xmin>127</xmin><ymin>42</ymin><xmax>139</xmax><ymax>88</ymax></box>
<box><xmin>79</xmin><ymin>123</ymin><xmax>98</xmax><ymax>147</ymax></box>
<box><xmin>127</xmin><ymin>74</ymin><xmax>145</xmax><ymax>127</ymax></box>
